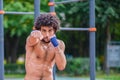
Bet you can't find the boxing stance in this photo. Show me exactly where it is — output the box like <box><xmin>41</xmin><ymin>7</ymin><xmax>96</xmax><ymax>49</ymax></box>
<box><xmin>24</xmin><ymin>13</ymin><xmax>66</xmax><ymax>80</ymax></box>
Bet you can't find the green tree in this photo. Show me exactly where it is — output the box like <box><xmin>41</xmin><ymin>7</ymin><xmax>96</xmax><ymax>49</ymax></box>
<box><xmin>4</xmin><ymin>1</ymin><xmax>34</xmax><ymax>63</ymax></box>
<box><xmin>55</xmin><ymin>0</ymin><xmax>120</xmax><ymax>68</ymax></box>
<box><xmin>3</xmin><ymin>0</ymin><xmax>120</xmax><ymax>65</ymax></box>
<box><xmin>95</xmin><ymin>0</ymin><xmax>120</xmax><ymax>70</ymax></box>
<box><xmin>55</xmin><ymin>0</ymin><xmax>120</xmax><ymax>70</ymax></box>
<box><xmin>56</xmin><ymin>1</ymin><xmax>89</xmax><ymax>57</ymax></box>
<box><xmin>3</xmin><ymin>0</ymin><xmax>53</xmax><ymax>63</ymax></box>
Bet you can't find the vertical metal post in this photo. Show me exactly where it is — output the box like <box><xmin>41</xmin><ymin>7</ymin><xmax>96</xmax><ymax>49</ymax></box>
<box><xmin>49</xmin><ymin>0</ymin><xmax>56</xmax><ymax>80</ymax></box>
<box><xmin>0</xmin><ymin>0</ymin><xmax>4</xmax><ymax>80</ymax></box>
<box><xmin>89</xmin><ymin>0</ymin><xmax>96</xmax><ymax>80</ymax></box>
<box><xmin>34</xmin><ymin>0</ymin><xmax>40</xmax><ymax>20</ymax></box>
<box><xmin>53</xmin><ymin>65</ymin><xmax>56</xmax><ymax>80</ymax></box>
<box><xmin>49</xmin><ymin>0</ymin><xmax>55</xmax><ymax>12</ymax></box>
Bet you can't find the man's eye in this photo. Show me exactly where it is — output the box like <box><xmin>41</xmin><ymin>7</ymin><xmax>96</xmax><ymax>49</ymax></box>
<box><xmin>49</xmin><ymin>30</ymin><xmax>53</xmax><ymax>32</ymax></box>
<box><xmin>42</xmin><ymin>30</ymin><xmax>46</xmax><ymax>32</ymax></box>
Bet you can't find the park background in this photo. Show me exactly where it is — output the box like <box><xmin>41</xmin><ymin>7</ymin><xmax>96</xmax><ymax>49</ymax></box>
<box><xmin>2</xmin><ymin>0</ymin><xmax>120</xmax><ymax>80</ymax></box>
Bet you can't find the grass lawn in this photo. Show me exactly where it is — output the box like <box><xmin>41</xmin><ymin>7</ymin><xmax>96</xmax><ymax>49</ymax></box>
<box><xmin>96</xmin><ymin>72</ymin><xmax>120</xmax><ymax>80</ymax></box>
<box><xmin>5</xmin><ymin>73</ymin><xmax>120</xmax><ymax>80</ymax></box>
<box><xmin>5</xmin><ymin>72</ymin><xmax>120</xmax><ymax>80</ymax></box>
<box><xmin>5</xmin><ymin>74</ymin><xmax>25</xmax><ymax>78</ymax></box>
<box><xmin>57</xmin><ymin>71</ymin><xmax>120</xmax><ymax>80</ymax></box>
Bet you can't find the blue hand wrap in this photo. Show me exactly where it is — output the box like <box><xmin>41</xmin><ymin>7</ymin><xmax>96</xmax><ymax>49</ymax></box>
<box><xmin>50</xmin><ymin>36</ymin><xmax>58</xmax><ymax>47</ymax></box>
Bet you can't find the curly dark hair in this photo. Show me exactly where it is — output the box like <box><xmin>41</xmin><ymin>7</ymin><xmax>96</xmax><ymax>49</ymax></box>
<box><xmin>34</xmin><ymin>13</ymin><xmax>60</xmax><ymax>32</ymax></box>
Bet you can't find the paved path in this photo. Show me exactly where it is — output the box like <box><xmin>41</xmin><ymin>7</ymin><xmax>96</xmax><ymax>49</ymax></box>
<box><xmin>5</xmin><ymin>76</ymin><xmax>105</xmax><ymax>80</ymax></box>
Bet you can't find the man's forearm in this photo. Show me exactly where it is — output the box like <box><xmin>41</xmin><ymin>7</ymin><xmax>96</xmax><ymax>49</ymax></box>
<box><xmin>55</xmin><ymin>47</ymin><xmax>66</xmax><ymax>71</ymax></box>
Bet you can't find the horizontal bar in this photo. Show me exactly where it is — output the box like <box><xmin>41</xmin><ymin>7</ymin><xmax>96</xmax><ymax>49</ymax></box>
<box><xmin>55</xmin><ymin>0</ymin><xmax>84</xmax><ymax>4</ymax></box>
<box><xmin>60</xmin><ymin>27</ymin><xmax>89</xmax><ymax>31</ymax></box>
<box><xmin>108</xmin><ymin>41</ymin><xmax>120</xmax><ymax>44</ymax></box>
<box><xmin>4</xmin><ymin>12</ymin><xmax>46</xmax><ymax>15</ymax></box>
<box><xmin>5</xmin><ymin>12</ymin><xmax>34</xmax><ymax>14</ymax></box>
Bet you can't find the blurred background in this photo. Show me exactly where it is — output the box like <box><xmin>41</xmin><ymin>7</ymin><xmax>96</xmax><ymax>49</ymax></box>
<box><xmin>3</xmin><ymin>0</ymin><xmax>120</xmax><ymax>80</ymax></box>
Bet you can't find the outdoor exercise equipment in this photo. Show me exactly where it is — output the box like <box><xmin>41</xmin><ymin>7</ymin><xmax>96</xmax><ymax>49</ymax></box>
<box><xmin>0</xmin><ymin>0</ymin><xmax>96</xmax><ymax>80</ymax></box>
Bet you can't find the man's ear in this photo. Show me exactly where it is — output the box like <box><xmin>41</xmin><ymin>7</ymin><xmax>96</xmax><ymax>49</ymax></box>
<box><xmin>33</xmin><ymin>26</ymin><xmax>41</xmax><ymax>30</ymax></box>
<box><xmin>32</xmin><ymin>26</ymin><xmax>36</xmax><ymax>30</ymax></box>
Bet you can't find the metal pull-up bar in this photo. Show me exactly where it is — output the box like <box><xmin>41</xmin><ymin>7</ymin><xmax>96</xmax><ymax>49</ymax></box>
<box><xmin>0</xmin><ymin>11</ymin><xmax>34</xmax><ymax>15</ymax></box>
<box><xmin>0</xmin><ymin>0</ymin><xmax>96</xmax><ymax>80</ymax></box>
<box><xmin>0</xmin><ymin>10</ymin><xmax>33</xmax><ymax>15</ymax></box>
<box><xmin>60</xmin><ymin>27</ymin><xmax>96</xmax><ymax>31</ymax></box>
<box><xmin>0</xmin><ymin>11</ymin><xmax>46</xmax><ymax>15</ymax></box>
<box><xmin>48</xmin><ymin>0</ymin><xmax>85</xmax><ymax>7</ymax></box>
<box><xmin>0</xmin><ymin>0</ymin><xmax>4</xmax><ymax>80</ymax></box>
<box><xmin>55</xmin><ymin>0</ymin><xmax>84</xmax><ymax>4</ymax></box>
<box><xmin>49</xmin><ymin>0</ymin><xmax>96</xmax><ymax>80</ymax></box>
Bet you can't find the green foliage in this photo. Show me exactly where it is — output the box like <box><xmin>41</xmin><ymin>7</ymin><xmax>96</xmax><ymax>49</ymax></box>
<box><xmin>66</xmin><ymin>58</ymin><xmax>89</xmax><ymax>76</ymax></box>
<box><xmin>4</xmin><ymin>58</ymin><xmax>100</xmax><ymax>76</ymax></box>
<box><xmin>3</xmin><ymin>1</ymin><xmax>35</xmax><ymax>63</ymax></box>
<box><xmin>40</xmin><ymin>0</ymin><xmax>49</xmax><ymax>12</ymax></box>
<box><xmin>57</xmin><ymin>58</ymin><xmax>100</xmax><ymax>76</ymax></box>
<box><xmin>4</xmin><ymin>1</ymin><xmax>34</xmax><ymax>37</ymax></box>
<box><xmin>56</xmin><ymin>2</ymin><xmax>89</xmax><ymax>57</ymax></box>
<box><xmin>95</xmin><ymin>0</ymin><xmax>120</xmax><ymax>27</ymax></box>
<box><xmin>3</xmin><ymin>0</ymin><xmax>120</xmax><ymax>66</ymax></box>
<box><xmin>5</xmin><ymin>64</ymin><xmax>25</xmax><ymax>74</ymax></box>
<box><xmin>95</xmin><ymin>0</ymin><xmax>120</xmax><ymax>58</ymax></box>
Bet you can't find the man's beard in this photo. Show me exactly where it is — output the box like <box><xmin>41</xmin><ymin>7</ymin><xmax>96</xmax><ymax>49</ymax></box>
<box><xmin>41</xmin><ymin>38</ymin><xmax>50</xmax><ymax>43</ymax></box>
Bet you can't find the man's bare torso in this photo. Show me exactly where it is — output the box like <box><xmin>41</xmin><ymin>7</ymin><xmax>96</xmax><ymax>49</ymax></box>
<box><xmin>25</xmin><ymin>38</ymin><xmax>58</xmax><ymax>80</ymax></box>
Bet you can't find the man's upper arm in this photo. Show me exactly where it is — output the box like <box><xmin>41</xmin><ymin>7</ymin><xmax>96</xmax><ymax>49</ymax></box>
<box><xmin>59</xmin><ymin>40</ymin><xmax>65</xmax><ymax>53</ymax></box>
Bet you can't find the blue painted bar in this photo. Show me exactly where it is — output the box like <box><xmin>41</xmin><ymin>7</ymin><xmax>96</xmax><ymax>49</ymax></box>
<box><xmin>5</xmin><ymin>12</ymin><xmax>34</xmax><ymax>14</ymax></box>
<box><xmin>89</xmin><ymin>0</ymin><xmax>96</xmax><ymax>80</ymax></box>
<box><xmin>55</xmin><ymin>0</ymin><xmax>83</xmax><ymax>4</ymax></box>
<box><xmin>49</xmin><ymin>0</ymin><xmax>55</xmax><ymax>12</ymax></box>
<box><xmin>34</xmin><ymin>0</ymin><xmax>40</xmax><ymax>20</ymax></box>
<box><xmin>4</xmin><ymin>12</ymin><xmax>46</xmax><ymax>15</ymax></box>
<box><xmin>60</xmin><ymin>27</ymin><xmax>89</xmax><ymax>31</ymax></box>
<box><xmin>0</xmin><ymin>0</ymin><xmax>4</xmax><ymax>80</ymax></box>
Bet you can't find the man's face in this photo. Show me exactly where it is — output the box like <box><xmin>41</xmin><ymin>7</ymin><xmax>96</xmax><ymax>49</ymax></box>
<box><xmin>40</xmin><ymin>26</ymin><xmax>55</xmax><ymax>43</ymax></box>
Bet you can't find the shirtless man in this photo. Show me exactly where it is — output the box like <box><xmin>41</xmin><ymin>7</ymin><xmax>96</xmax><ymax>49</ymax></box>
<box><xmin>24</xmin><ymin>13</ymin><xmax>66</xmax><ymax>80</ymax></box>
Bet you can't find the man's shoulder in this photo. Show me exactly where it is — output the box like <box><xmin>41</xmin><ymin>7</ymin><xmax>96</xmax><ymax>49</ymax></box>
<box><xmin>58</xmin><ymin>39</ymin><xmax>64</xmax><ymax>43</ymax></box>
<box><xmin>58</xmin><ymin>39</ymin><xmax>65</xmax><ymax>46</ymax></box>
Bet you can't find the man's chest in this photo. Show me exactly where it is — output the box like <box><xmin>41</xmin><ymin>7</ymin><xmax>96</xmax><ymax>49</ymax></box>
<box><xmin>33</xmin><ymin>42</ymin><xmax>55</xmax><ymax>61</ymax></box>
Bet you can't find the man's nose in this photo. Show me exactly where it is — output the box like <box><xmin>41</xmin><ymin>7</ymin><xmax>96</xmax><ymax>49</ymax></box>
<box><xmin>46</xmin><ymin>32</ymin><xmax>49</xmax><ymax>37</ymax></box>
